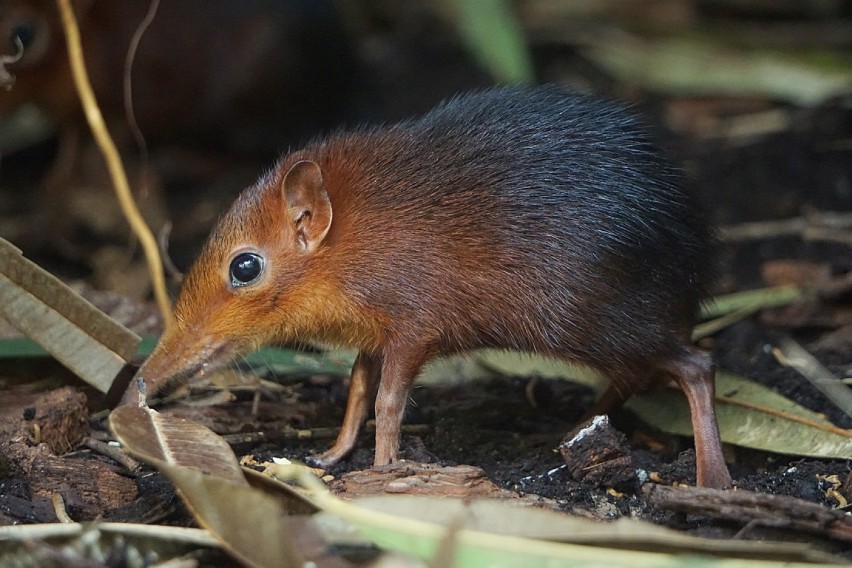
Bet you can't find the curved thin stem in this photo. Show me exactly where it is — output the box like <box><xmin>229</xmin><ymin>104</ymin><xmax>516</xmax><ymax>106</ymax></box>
<box><xmin>56</xmin><ymin>0</ymin><xmax>174</xmax><ymax>333</ymax></box>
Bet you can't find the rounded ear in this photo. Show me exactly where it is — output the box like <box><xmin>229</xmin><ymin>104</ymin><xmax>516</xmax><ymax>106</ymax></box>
<box><xmin>282</xmin><ymin>160</ymin><xmax>332</xmax><ymax>252</ymax></box>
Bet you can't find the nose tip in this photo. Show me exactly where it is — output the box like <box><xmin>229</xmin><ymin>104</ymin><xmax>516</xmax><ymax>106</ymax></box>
<box><xmin>119</xmin><ymin>373</ymin><xmax>149</xmax><ymax>407</ymax></box>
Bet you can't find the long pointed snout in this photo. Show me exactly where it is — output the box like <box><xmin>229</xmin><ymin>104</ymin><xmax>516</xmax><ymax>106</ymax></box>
<box><xmin>117</xmin><ymin>329</ymin><xmax>235</xmax><ymax>407</ymax></box>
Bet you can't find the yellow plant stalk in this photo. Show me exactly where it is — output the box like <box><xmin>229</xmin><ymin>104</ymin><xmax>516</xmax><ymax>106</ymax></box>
<box><xmin>56</xmin><ymin>0</ymin><xmax>173</xmax><ymax>333</ymax></box>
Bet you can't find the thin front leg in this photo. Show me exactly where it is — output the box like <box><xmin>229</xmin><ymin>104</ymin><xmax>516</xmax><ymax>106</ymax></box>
<box><xmin>373</xmin><ymin>342</ymin><xmax>434</xmax><ymax>466</ymax></box>
<box><xmin>664</xmin><ymin>348</ymin><xmax>732</xmax><ymax>489</ymax></box>
<box><xmin>312</xmin><ymin>351</ymin><xmax>381</xmax><ymax>467</ymax></box>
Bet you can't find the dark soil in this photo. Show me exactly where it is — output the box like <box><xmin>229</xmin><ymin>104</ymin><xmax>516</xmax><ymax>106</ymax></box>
<box><xmin>236</xmin><ymin>358</ymin><xmax>851</xmax><ymax>523</ymax></box>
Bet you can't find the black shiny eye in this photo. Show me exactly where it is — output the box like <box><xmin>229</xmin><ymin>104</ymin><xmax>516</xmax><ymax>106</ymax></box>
<box><xmin>229</xmin><ymin>252</ymin><xmax>264</xmax><ymax>288</ymax></box>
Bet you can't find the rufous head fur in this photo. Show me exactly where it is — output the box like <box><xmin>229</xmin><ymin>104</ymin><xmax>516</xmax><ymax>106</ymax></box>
<box><xmin>126</xmin><ymin>160</ymin><xmax>334</xmax><ymax>403</ymax></box>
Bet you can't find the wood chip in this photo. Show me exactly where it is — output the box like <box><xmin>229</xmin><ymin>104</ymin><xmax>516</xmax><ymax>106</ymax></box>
<box><xmin>29</xmin><ymin>455</ymin><xmax>139</xmax><ymax>521</ymax></box>
<box><xmin>0</xmin><ymin>386</ymin><xmax>88</xmax><ymax>455</ymax></box>
<box><xmin>331</xmin><ymin>462</ymin><xmax>517</xmax><ymax>499</ymax></box>
<box><xmin>559</xmin><ymin>415</ymin><xmax>637</xmax><ymax>490</ymax></box>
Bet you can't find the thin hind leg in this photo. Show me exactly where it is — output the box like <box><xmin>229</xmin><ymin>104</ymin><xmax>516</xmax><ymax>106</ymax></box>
<box><xmin>661</xmin><ymin>347</ymin><xmax>732</xmax><ymax>489</ymax></box>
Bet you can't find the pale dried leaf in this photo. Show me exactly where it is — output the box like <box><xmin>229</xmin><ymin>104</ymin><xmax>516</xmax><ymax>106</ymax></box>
<box><xmin>109</xmin><ymin>405</ymin><xmax>244</xmax><ymax>484</ymax></box>
<box><xmin>109</xmin><ymin>406</ymin><xmax>350</xmax><ymax>567</ymax></box>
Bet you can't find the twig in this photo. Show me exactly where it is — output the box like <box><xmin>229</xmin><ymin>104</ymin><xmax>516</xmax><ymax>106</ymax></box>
<box><xmin>646</xmin><ymin>484</ymin><xmax>852</xmax><ymax>544</ymax></box>
<box><xmin>714</xmin><ymin>392</ymin><xmax>852</xmax><ymax>439</ymax></box>
<box><xmin>82</xmin><ymin>436</ymin><xmax>140</xmax><ymax>472</ymax></box>
<box><xmin>773</xmin><ymin>337</ymin><xmax>852</xmax><ymax>421</ymax></box>
<box><xmin>692</xmin><ymin>305</ymin><xmax>758</xmax><ymax>340</ymax></box>
<box><xmin>700</xmin><ymin>285</ymin><xmax>802</xmax><ymax>320</ymax></box>
<box><xmin>123</xmin><ymin>0</ymin><xmax>161</xmax><ymax>183</ymax></box>
<box><xmin>720</xmin><ymin>210</ymin><xmax>852</xmax><ymax>245</ymax></box>
<box><xmin>157</xmin><ymin>221</ymin><xmax>184</xmax><ymax>283</ymax></box>
<box><xmin>50</xmin><ymin>493</ymin><xmax>74</xmax><ymax>523</ymax></box>
<box><xmin>56</xmin><ymin>0</ymin><xmax>174</xmax><ymax>333</ymax></box>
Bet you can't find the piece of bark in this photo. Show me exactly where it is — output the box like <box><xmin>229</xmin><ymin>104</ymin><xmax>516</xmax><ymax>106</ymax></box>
<box><xmin>331</xmin><ymin>462</ymin><xmax>516</xmax><ymax>499</ymax></box>
<box><xmin>0</xmin><ymin>386</ymin><xmax>88</xmax><ymax>455</ymax></box>
<box><xmin>28</xmin><ymin>455</ymin><xmax>139</xmax><ymax>521</ymax></box>
<box><xmin>645</xmin><ymin>484</ymin><xmax>852</xmax><ymax>543</ymax></box>
<box><xmin>559</xmin><ymin>415</ymin><xmax>637</xmax><ymax>490</ymax></box>
<box><xmin>0</xmin><ymin>441</ymin><xmax>52</xmax><ymax>480</ymax></box>
<box><xmin>0</xmin><ymin>492</ymin><xmax>58</xmax><ymax>524</ymax></box>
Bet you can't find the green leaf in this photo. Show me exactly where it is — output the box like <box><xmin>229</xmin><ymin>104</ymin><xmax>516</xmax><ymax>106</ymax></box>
<box><xmin>0</xmin><ymin>337</ymin><xmax>51</xmax><ymax>357</ymax></box>
<box><xmin>449</xmin><ymin>0</ymin><xmax>535</xmax><ymax>84</ymax></box>
<box><xmin>464</xmin><ymin>349</ymin><xmax>606</xmax><ymax>391</ymax></box>
<box><xmin>244</xmin><ymin>347</ymin><xmax>356</xmax><ymax>376</ymax></box>
<box><xmin>585</xmin><ymin>36</ymin><xmax>852</xmax><ymax>106</ymax></box>
<box><xmin>626</xmin><ymin>371</ymin><xmax>852</xmax><ymax>459</ymax></box>
<box><xmin>700</xmin><ymin>286</ymin><xmax>802</xmax><ymax>320</ymax></box>
<box><xmin>305</xmin><ymin>491</ymin><xmax>845</xmax><ymax>567</ymax></box>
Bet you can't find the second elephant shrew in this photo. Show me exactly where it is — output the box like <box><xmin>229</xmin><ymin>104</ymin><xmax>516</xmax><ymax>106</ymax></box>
<box><xmin>122</xmin><ymin>85</ymin><xmax>732</xmax><ymax>489</ymax></box>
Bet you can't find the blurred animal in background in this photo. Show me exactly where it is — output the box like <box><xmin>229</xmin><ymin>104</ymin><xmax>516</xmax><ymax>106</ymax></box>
<box><xmin>0</xmin><ymin>0</ymin><xmax>363</xmax><ymax>289</ymax></box>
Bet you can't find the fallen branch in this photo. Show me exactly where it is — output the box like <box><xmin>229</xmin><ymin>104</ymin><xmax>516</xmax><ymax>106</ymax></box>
<box><xmin>645</xmin><ymin>484</ymin><xmax>852</xmax><ymax>543</ymax></box>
